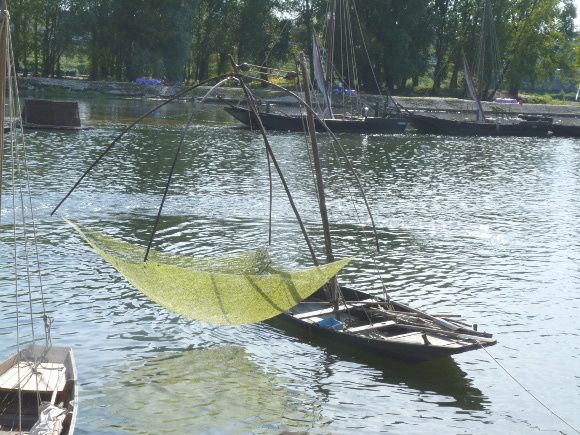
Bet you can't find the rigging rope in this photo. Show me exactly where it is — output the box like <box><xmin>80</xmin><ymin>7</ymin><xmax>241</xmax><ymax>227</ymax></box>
<box><xmin>8</xmin><ymin>29</ymin><xmax>50</xmax><ymax>343</ymax></box>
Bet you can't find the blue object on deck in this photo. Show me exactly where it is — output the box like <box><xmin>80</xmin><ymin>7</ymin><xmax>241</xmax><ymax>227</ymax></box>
<box><xmin>317</xmin><ymin>317</ymin><xmax>343</xmax><ymax>331</ymax></box>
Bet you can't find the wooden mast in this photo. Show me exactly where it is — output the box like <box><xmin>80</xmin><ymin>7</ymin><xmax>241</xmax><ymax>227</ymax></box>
<box><xmin>0</xmin><ymin>0</ymin><xmax>8</xmax><ymax>212</ymax></box>
<box><xmin>298</xmin><ymin>52</ymin><xmax>340</xmax><ymax>308</ymax></box>
<box><xmin>325</xmin><ymin>0</ymin><xmax>336</xmax><ymax>98</ymax></box>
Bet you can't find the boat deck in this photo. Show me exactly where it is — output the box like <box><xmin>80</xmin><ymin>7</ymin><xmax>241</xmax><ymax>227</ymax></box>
<box><xmin>289</xmin><ymin>296</ymin><xmax>495</xmax><ymax>356</ymax></box>
<box><xmin>0</xmin><ymin>361</ymin><xmax>66</xmax><ymax>393</ymax></box>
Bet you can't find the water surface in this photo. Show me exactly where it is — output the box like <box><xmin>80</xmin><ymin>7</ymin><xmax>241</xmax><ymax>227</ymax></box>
<box><xmin>1</xmin><ymin>94</ymin><xmax>579</xmax><ymax>434</ymax></box>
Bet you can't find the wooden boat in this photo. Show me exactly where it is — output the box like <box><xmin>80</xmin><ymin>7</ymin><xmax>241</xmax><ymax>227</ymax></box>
<box><xmin>225</xmin><ymin>105</ymin><xmax>407</xmax><ymax>133</ymax></box>
<box><xmin>224</xmin><ymin>0</ymin><xmax>407</xmax><ymax>134</ymax></box>
<box><xmin>551</xmin><ymin>123</ymin><xmax>580</xmax><ymax>138</ymax></box>
<box><xmin>407</xmin><ymin>112</ymin><xmax>552</xmax><ymax>137</ymax></box>
<box><xmin>0</xmin><ymin>346</ymin><xmax>78</xmax><ymax>435</ymax></box>
<box><xmin>280</xmin><ymin>287</ymin><xmax>495</xmax><ymax>362</ymax></box>
<box><xmin>266</xmin><ymin>55</ymin><xmax>496</xmax><ymax>362</ymax></box>
<box><xmin>0</xmin><ymin>2</ymin><xmax>78</xmax><ymax>433</ymax></box>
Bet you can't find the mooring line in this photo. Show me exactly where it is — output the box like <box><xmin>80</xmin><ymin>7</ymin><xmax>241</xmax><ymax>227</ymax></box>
<box><xmin>478</xmin><ymin>342</ymin><xmax>579</xmax><ymax>434</ymax></box>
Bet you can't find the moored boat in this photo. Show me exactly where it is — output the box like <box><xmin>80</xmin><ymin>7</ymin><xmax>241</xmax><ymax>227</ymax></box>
<box><xmin>407</xmin><ymin>112</ymin><xmax>552</xmax><ymax>137</ymax></box>
<box><xmin>225</xmin><ymin>105</ymin><xmax>407</xmax><ymax>133</ymax></box>
<box><xmin>52</xmin><ymin>57</ymin><xmax>496</xmax><ymax>364</ymax></box>
<box><xmin>224</xmin><ymin>0</ymin><xmax>407</xmax><ymax>135</ymax></box>
<box><xmin>279</xmin><ymin>286</ymin><xmax>495</xmax><ymax>362</ymax></box>
<box><xmin>551</xmin><ymin>123</ymin><xmax>580</xmax><ymax>138</ymax></box>
<box><xmin>0</xmin><ymin>346</ymin><xmax>78</xmax><ymax>435</ymax></box>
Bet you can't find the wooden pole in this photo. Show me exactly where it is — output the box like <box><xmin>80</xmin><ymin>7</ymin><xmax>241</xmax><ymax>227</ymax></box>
<box><xmin>228</xmin><ymin>55</ymin><xmax>320</xmax><ymax>267</ymax></box>
<box><xmin>0</xmin><ymin>0</ymin><xmax>8</xmax><ymax>215</ymax></box>
<box><xmin>298</xmin><ymin>53</ymin><xmax>340</xmax><ymax>307</ymax></box>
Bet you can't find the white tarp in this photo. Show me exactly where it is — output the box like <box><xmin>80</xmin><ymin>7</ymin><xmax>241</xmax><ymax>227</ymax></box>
<box><xmin>29</xmin><ymin>404</ymin><xmax>67</xmax><ymax>435</ymax></box>
<box><xmin>312</xmin><ymin>33</ymin><xmax>333</xmax><ymax>119</ymax></box>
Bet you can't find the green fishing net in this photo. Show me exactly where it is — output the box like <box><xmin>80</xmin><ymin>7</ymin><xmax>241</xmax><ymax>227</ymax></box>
<box><xmin>70</xmin><ymin>222</ymin><xmax>350</xmax><ymax>325</ymax></box>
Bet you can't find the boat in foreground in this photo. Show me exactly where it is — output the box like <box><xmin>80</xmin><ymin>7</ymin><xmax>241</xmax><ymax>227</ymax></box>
<box><xmin>225</xmin><ymin>105</ymin><xmax>407</xmax><ymax>133</ymax></box>
<box><xmin>279</xmin><ymin>286</ymin><xmax>495</xmax><ymax>362</ymax></box>
<box><xmin>0</xmin><ymin>346</ymin><xmax>78</xmax><ymax>435</ymax></box>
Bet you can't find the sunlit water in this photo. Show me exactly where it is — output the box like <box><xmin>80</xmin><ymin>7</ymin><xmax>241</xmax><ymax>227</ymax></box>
<box><xmin>1</xmin><ymin>94</ymin><xmax>579</xmax><ymax>434</ymax></box>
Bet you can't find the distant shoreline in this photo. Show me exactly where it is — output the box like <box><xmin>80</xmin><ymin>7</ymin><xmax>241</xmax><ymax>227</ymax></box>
<box><xmin>19</xmin><ymin>76</ymin><xmax>580</xmax><ymax>120</ymax></box>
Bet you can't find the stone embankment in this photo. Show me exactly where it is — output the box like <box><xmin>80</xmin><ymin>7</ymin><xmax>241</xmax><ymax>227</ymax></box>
<box><xmin>19</xmin><ymin>76</ymin><xmax>580</xmax><ymax>120</ymax></box>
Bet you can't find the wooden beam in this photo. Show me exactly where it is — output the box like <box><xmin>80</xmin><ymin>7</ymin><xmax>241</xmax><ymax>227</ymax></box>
<box><xmin>347</xmin><ymin>320</ymin><xmax>397</xmax><ymax>333</ymax></box>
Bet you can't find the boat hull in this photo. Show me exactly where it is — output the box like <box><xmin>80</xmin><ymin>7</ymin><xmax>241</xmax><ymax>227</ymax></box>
<box><xmin>270</xmin><ymin>287</ymin><xmax>495</xmax><ymax>363</ymax></box>
<box><xmin>551</xmin><ymin>124</ymin><xmax>580</xmax><ymax>138</ymax></box>
<box><xmin>225</xmin><ymin>106</ymin><xmax>407</xmax><ymax>133</ymax></box>
<box><xmin>0</xmin><ymin>345</ymin><xmax>78</xmax><ymax>435</ymax></box>
<box><xmin>407</xmin><ymin>113</ymin><xmax>551</xmax><ymax>137</ymax></box>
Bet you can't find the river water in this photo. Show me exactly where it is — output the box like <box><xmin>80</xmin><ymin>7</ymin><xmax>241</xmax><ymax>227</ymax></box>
<box><xmin>1</xmin><ymin>95</ymin><xmax>579</xmax><ymax>434</ymax></box>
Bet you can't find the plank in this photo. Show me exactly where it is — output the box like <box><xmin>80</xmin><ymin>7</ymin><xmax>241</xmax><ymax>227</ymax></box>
<box><xmin>347</xmin><ymin>320</ymin><xmax>397</xmax><ymax>333</ymax></box>
<box><xmin>0</xmin><ymin>362</ymin><xmax>65</xmax><ymax>393</ymax></box>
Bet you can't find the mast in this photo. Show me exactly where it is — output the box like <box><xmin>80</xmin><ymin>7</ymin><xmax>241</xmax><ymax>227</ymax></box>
<box><xmin>325</xmin><ymin>0</ymin><xmax>336</xmax><ymax>96</ymax></box>
<box><xmin>298</xmin><ymin>53</ymin><xmax>340</xmax><ymax>308</ymax></box>
<box><xmin>0</xmin><ymin>0</ymin><xmax>7</xmax><ymax>210</ymax></box>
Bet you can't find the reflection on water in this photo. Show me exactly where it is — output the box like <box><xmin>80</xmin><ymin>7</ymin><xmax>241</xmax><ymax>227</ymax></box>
<box><xmin>101</xmin><ymin>347</ymin><xmax>320</xmax><ymax>434</ymax></box>
<box><xmin>0</xmin><ymin>93</ymin><xmax>579</xmax><ymax>434</ymax></box>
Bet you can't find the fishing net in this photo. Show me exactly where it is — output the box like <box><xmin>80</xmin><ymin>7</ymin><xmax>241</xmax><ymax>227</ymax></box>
<box><xmin>70</xmin><ymin>222</ymin><xmax>350</xmax><ymax>325</ymax></box>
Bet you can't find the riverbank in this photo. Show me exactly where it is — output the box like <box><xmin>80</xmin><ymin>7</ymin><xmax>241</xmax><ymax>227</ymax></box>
<box><xmin>19</xmin><ymin>76</ymin><xmax>580</xmax><ymax>120</ymax></box>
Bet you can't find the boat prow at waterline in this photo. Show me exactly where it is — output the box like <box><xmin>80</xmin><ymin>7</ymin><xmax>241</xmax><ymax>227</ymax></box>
<box><xmin>0</xmin><ymin>346</ymin><xmax>78</xmax><ymax>435</ymax></box>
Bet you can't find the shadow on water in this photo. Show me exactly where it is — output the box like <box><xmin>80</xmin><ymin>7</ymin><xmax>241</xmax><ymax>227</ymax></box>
<box><xmin>266</xmin><ymin>317</ymin><xmax>487</xmax><ymax>412</ymax></box>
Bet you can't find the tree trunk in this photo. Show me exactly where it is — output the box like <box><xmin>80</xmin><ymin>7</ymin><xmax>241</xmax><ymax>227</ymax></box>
<box><xmin>399</xmin><ymin>76</ymin><xmax>407</xmax><ymax>90</ymax></box>
<box><xmin>449</xmin><ymin>61</ymin><xmax>460</xmax><ymax>90</ymax></box>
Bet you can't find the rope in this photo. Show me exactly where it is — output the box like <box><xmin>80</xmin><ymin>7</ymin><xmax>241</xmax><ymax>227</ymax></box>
<box><xmin>8</xmin><ymin>28</ymin><xmax>50</xmax><ymax>344</ymax></box>
<box><xmin>351</xmin><ymin>0</ymin><xmax>381</xmax><ymax>97</ymax></box>
<box><xmin>8</xmin><ymin>55</ymin><xmax>23</xmax><ymax>435</ymax></box>
<box><xmin>478</xmin><ymin>342</ymin><xmax>580</xmax><ymax>434</ymax></box>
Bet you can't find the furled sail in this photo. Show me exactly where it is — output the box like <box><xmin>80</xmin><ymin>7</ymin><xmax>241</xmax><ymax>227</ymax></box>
<box><xmin>462</xmin><ymin>54</ymin><xmax>486</xmax><ymax>122</ymax></box>
<box><xmin>312</xmin><ymin>33</ymin><xmax>333</xmax><ymax>119</ymax></box>
<box><xmin>70</xmin><ymin>222</ymin><xmax>350</xmax><ymax>325</ymax></box>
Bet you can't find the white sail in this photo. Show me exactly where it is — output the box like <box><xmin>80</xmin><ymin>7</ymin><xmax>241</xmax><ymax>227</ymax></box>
<box><xmin>312</xmin><ymin>33</ymin><xmax>333</xmax><ymax>119</ymax></box>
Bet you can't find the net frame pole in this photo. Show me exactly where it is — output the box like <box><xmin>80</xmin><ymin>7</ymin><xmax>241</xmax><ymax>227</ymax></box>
<box><xmin>298</xmin><ymin>53</ymin><xmax>340</xmax><ymax>308</ymax></box>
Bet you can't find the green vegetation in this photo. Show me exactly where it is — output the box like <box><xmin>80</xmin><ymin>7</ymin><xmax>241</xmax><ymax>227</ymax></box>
<box><xmin>8</xmin><ymin>0</ymin><xmax>578</xmax><ymax>98</ymax></box>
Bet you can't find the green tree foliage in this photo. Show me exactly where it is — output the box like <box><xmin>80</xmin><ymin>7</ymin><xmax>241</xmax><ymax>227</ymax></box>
<box><xmin>428</xmin><ymin>0</ymin><xmax>577</xmax><ymax>98</ymax></box>
<box><xmin>6</xmin><ymin>0</ymin><xmax>577</xmax><ymax>95</ymax></box>
<box><xmin>501</xmin><ymin>0</ymin><xmax>576</xmax><ymax>95</ymax></box>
